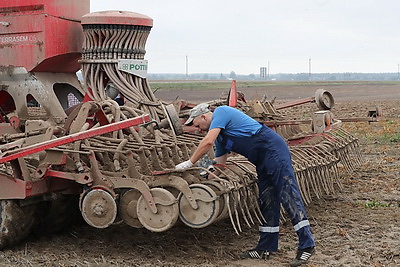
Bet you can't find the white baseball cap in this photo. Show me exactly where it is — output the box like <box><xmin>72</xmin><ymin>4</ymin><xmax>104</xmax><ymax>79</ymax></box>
<box><xmin>184</xmin><ymin>103</ymin><xmax>210</xmax><ymax>125</ymax></box>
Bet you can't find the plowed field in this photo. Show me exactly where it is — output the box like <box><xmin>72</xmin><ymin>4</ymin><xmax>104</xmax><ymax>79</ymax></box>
<box><xmin>1</xmin><ymin>83</ymin><xmax>399</xmax><ymax>267</ymax></box>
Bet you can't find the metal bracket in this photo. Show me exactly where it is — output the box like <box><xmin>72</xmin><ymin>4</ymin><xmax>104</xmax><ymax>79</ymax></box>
<box><xmin>109</xmin><ymin>177</ymin><xmax>158</xmax><ymax>213</ymax></box>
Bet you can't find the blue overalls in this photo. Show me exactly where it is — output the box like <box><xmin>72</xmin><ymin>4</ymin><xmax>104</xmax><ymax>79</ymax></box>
<box><xmin>217</xmin><ymin>124</ymin><xmax>315</xmax><ymax>251</ymax></box>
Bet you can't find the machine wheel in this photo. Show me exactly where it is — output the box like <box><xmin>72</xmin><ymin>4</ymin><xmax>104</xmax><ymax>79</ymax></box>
<box><xmin>164</xmin><ymin>104</ymin><xmax>183</xmax><ymax>135</ymax></box>
<box><xmin>119</xmin><ymin>189</ymin><xmax>143</xmax><ymax>228</ymax></box>
<box><xmin>315</xmin><ymin>89</ymin><xmax>334</xmax><ymax>110</ymax></box>
<box><xmin>201</xmin><ymin>181</ymin><xmax>227</xmax><ymax>222</ymax></box>
<box><xmin>81</xmin><ymin>189</ymin><xmax>117</xmax><ymax>228</ymax></box>
<box><xmin>136</xmin><ymin>188</ymin><xmax>178</xmax><ymax>232</ymax></box>
<box><xmin>178</xmin><ymin>184</ymin><xmax>220</xmax><ymax>228</ymax></box>
<box><xmin>0</xmin><ymin>200</ymin><xmax>37</xmax><ymax>249</ymax></box>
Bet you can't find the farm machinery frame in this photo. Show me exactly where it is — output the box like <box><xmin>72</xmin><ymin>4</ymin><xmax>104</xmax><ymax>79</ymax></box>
<box><xmin>0</xmin><ymin>0</ymin><xmax>365</xmax><ymax>249</ymax></box>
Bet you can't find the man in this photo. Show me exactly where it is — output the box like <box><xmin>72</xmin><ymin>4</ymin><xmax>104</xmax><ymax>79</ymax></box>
<box><xmin>175</xmin><ymin>103</ymin><xmax>315</xmax><ymax>266</ymax></box>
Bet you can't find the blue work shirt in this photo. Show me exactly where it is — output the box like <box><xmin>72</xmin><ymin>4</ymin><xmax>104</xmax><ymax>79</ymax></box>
<box><xmin>209</xmin><ymin>106</ymin><xmax>262</xmax><ymax>157</ymax></box>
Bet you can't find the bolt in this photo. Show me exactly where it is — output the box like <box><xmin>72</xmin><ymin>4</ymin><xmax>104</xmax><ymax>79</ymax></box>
<box><xmin>93</xmin><ymin>204</ymin><xmax>104</xmax><ymax>215</ymax></box>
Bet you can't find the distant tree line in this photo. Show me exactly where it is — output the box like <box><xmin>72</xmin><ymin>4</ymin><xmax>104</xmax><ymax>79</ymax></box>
<box><xmin>148</xmin><ymin>72</ymin><xmax>400</xmax><ymax>81</ymax></box>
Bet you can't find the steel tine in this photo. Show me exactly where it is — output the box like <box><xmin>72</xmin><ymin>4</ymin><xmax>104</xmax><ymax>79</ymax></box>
<box><xmin>240</xmin><ymin>179</ymin><xmax>257</xmax><ymax>226</ymax></box>
<box><xmin>231</xmin><ymin>189</ymin><xmax>242</xmax><ymax>233</ymax></box>
<box><xmin>300</xmin><ymin>171</ymin><xmax>311</xmax><ymax>205</ymax></box>
<box><xmin>225</xmin><ymin>193</ymin><xmax>240</xmax><ymax>235</ymax></box>
<box><xmin>246</xmin><ymin>183</ymin><xmax>262</xmax><ymax>225</ymax></box>
<box><xmin>252</xmin><ymin>184</ymin><xmax>267</xmax><ymax>224</ymax></box>
<box><xmin>332</xmin><ymin>161</ymin><xmax>343</xmax><ymax>190</ymax></box>
<box><xmin>318</xmin><ymin>164</ymin><xmax>330</xmax><ymax>194</ymax></box>
<box><xmin>242</xmin><ymin>191</ymin><xmax>255</xmax><ymax>226</ymax></box>
<box><xmin>236</xmin><ymin>187</ymin><xmax>251</xmax><ymax>228</ymax></box>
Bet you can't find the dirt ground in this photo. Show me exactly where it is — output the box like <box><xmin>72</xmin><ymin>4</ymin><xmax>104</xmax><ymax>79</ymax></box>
<box><xmin>1</xmin><ymin>83</ymin><xmax>399</xmax><ymax>267</ymax></box>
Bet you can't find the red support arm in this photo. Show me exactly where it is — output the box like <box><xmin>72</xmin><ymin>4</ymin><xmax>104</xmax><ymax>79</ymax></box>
<box><xmin>228</xmin><ymin>80</ymin><xmax>237</xmax><ymax>107</ymax></box>
<box><xmin>0</xmin><ymin>114</ymin><xmax>151</xmax><ymax>163</ymax></box>
<box><xmin>275</xmin><ymin>97</ymin><xmax>315</xmax><ymax>110</ymax></box>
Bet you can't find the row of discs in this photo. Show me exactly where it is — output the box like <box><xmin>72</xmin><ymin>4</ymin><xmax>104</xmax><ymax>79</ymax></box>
<box><xmin>119</xmin><ymin>184</ymin><xmax>221</xmax><ymax>231</ymax></box>
<box><xmin>80</xmin><ymin>188</ymin><xmax>178</xmax><ymax>230</ymax></box>
<box><xmin>80</xmin><ymin>184</ymin><xmax>223</xmax><ymax>231</ymax></box>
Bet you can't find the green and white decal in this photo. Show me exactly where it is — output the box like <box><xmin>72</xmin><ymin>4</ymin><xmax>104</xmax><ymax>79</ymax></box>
<box><xmin>118</xmin><ymin>59</ymin><xmax>148</xmax><ymax>78</ymax></box>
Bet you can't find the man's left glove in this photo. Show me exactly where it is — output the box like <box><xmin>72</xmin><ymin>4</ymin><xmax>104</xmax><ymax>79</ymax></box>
<box><xmin>175</xmin><ymin>160</ymin><xmax>193</xmax><ymax>170</ymax></box>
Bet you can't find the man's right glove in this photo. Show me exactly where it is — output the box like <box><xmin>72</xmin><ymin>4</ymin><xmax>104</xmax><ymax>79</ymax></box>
<box><xmin>175</xmin><ymin>160</ymin><xmax>193</xmax><ymax>170</ymax></box>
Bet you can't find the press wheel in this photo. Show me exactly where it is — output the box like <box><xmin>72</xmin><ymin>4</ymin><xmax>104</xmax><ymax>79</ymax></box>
<box><xmin>136</xmin><ymin>188</ymin><xmax>178</xmax><ymax>232</ymax></box>
<box><xmin>81</xmin><ymin>189</ymin><xmax>117</xmax><ymax>228</ymax></box>
<box><xmin>178</xmin><ymin>184</ymin><xmax>220</xmax><ymax>228</ymax></box>
<box><xmin>119</xmin><ymin>189</ymin><xmax>143</xmax><ymax>228</ymax></box>
<box><xmin>201</xmin><ymin>181</ymin><xmax>228</xmax><ymax>222</ymax></box>
<box><xmin>315</xmin><ymin>89</ymin><xmax>334</xmax><ymax>110</ymax></box>
<box><xmin>164</xmin><ymin>104</ymin><xmax>183</xmax><ymax>135</ymax></box>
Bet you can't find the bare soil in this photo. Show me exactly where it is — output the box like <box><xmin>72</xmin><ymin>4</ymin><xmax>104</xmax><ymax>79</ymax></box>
<box><xmin>1</xmin><ymin>83</ymin><xmax>399</xmax><ymax>267</ymax></box>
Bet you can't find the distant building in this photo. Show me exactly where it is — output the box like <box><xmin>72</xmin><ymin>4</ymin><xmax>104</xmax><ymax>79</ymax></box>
<box><xmin>260</xmin><ymin>67</ymin><xmax>267</xmax><ymax>79</ymax></box>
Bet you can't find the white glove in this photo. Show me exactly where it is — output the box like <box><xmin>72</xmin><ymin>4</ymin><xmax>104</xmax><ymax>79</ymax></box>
<box><xmin>175</xmin><ymin>160</ymin><xmax>193</xmax><ymax>170</ymax></box>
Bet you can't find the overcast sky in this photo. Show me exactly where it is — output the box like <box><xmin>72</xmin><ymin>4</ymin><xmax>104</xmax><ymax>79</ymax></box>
<box><xmin>91</xmin><ymin>0</ymin><xmax>400</xmax><ymax>75</ymax></box>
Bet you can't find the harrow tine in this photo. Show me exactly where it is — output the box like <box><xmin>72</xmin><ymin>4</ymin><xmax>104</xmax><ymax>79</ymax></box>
<box><xmin>225</xmin><ymin>193</ymin><xmax>240</xmax><ymax>235</ymax></box>
<box><xmin>340</xmin><ymin>147</ymin><xmax>355</xmax><ymax>172</ymax></box>
<box><xmin>219</xmin><ymin>160</ymin><xmax>258</xmax><ymax>228</ymax></box>
<box><xmin>232</xmin><ymin>189</ymin><xmax>242</xmax><ymax>233</ymax></box>
<box><xmin>303</xmin><ymin>148</ymin><xmax>329</xmax><ymax>195</ymax></box>
<box><xmin>317</xmin><ymin>160</ymin><xmax>331</xmax><ymax>194</ymax></box>
<box><xmin>351</xmin><ymin>142</ymin><xmax>363</xmax><ymax>167</ymax></box>
<box><xmin>236</xmin><ymin>184</ymin><xmax>252</xmax><ymax>228</ymax></box>
<box><xmin>299</xmin><ymin>170</ymin><xmax>311</xmax><ymax>205</ymax></box>
<box><xmin>251</xmin><ymin>184</ymin><xmax>267</xmax><ymax>224</ymax></box>
<box><xmin>309</xmin><ymin>168</ymin><xmax>320</xmax><ymax>199</ymax></box>
<box><xmin>292</xmin><ymin>149</ymin><xmax>322</xmax><ymax>199</ymax></box>
<box><xmin>291</xmin><ymin>154</ymin><xmax>311</xmax><ymax>204</ymax></box>
<box><xmin>239</xmin><ymin>174</ymin><xmax>258</xmax><ymax>226</ymax></box>
<box><xmin>314</xmin><ymin>151</ymin><xmax>332</xmax><ymax>194</ymax></box>
<box><xmin>333</xmin><ymin>162</ymin><xmax>343</xmax><ymax>189</ymax></box>
<box><xmin>315</xmin><ymin>145</ymin><xmax>339</xmax><ymax>193</ymax></box>
<box><xmin>249</xmin><ymin>196</ymin><xmax>262</xmax><ymax>224</ymax></box>
<box><xmin>302</xmin><ymin>171</ymin><xmax>312</xmax><ymax>204</ymax></box>
<box><xmin>316</xmin><ymin>164</ymin><xmax>329</xmax><ymax>194</ymax></box>
<box><xmin>241</xmin><ymin>190</ymin><xmax>255</xmax><ymax>226</ymax></box>
<box><xmin>327</xmin><ymin>165</ymin><xmax>336</xmax><ymax>194</ymax></box>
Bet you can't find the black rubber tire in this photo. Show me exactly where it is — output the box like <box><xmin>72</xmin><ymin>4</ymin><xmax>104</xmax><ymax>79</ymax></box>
<box><xmin>0</xmin><ymin>200</ymin><xmax>37</xmax><ymax>250</ymax></box>
<box><xmin>34</xmin><ymin>194</ymin><xmax>82</xmax><ymax>234</ymax></box>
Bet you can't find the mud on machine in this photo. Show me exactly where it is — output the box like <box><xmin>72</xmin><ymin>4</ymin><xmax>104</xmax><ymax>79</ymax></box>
<box><xmin>0</xmin><ymin>0</ymin><xmax>362</xmax><ymax>249</ymax></box>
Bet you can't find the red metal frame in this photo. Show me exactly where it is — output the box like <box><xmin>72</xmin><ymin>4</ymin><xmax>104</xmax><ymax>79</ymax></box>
<box><xmin>0</xmin><ymin>172</ymin><xmax>81</xmax><ymax>199</ymax></box>
<box><xmin>0</xmin><ymin>0</ymin><xmax>89</xmax><ymax>72</ymax></box>
<box><xmin>0</xmin><ymin>114</ymin><xmax>151</xmax><ymax>163</ymax></box>
<box><xmin>228</xmin><ymin>80</ymin><xmax>237</xmax><ymax>107</ymax></box>
<box><xmin>0</xmin><ymin>114</ymin><xmax>150</xmax><ymax>199</ymax></box>
<box><xmin>275</xmin><ymin>97</ymin><xmax>315</xmax><ymax>110</ymax></box>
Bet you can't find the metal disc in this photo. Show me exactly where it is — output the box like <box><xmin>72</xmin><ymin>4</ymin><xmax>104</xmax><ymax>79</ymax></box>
<box><xmin>136</xmin><ymin>188</ymin><xmax>179</xmax><ymax>232</ymax></box>
<box><xmin>201</xmin><ymin>181</ymin><xmax>228</xmax><ymax>222</ymax></box>
<box><xmin>315</xmin><ymin>89</ymin><xmax>334</xmax><ymax>110</ymax></box>
<box><xmin>164</xmin><ymin>104</ymin><xmax>183</xmax><ymax>135</ymax></box>
<box><xmin>178</xmin><ymin>184</ymin><xmax>220</xmax><ymax>228</ymax></box>
<box><xmin>81</xmin><ymin>189</ymin><xmax>117</xmax><ymax>228</ymax></box>
<box><xmin>119</xmin><ymin>189</ymin><xmax>143</xmax><ymax>228</ymax></box>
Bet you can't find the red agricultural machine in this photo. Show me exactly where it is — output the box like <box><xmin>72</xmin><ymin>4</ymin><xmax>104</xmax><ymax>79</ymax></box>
<box><xmin>0</xmin><ymin>0</ymin><xmax>362</xmax><ymax>249</ymax></box>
